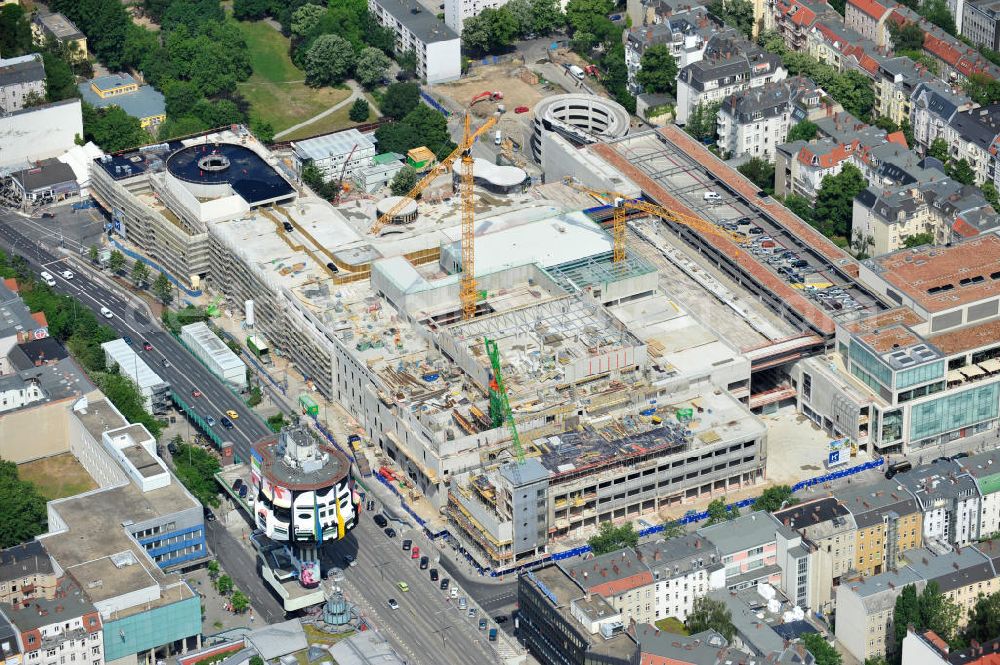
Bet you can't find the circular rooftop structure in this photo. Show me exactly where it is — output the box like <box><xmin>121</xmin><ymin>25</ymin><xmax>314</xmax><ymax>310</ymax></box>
<box><xmin>452</xmin><ymin>158</ymin><xmax>529</xmax><ymax>193</ymax></box>
<box><xmin>165</xmin><ymin>142</ymin><xmax>295</xmax><ymax>205</ymax></box>
<box><xmin>375</xmin><ymin>195</ymin><xmax>419</xmax><ymax>226</ymax></box>
<box><xmin>531</xmin><ymin>94</ymin><xmax>630</xmax><ymax>162</ymax></box>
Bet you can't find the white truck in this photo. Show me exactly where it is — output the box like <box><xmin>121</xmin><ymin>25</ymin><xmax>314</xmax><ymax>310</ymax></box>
<box><xmin>567</xmin><ymin>64</ymin><xmax>585</xmax><ymax>80</ymax></box>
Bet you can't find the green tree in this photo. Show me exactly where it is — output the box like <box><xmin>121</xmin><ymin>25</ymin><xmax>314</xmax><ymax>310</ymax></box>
<box><xmin>0</xmin><ymin>4</ymin><xmax>32</xmax><ymax>57</ymax></box>
<box><xmin>529</xmin><ymin>0</ymin><xmax>564</xmax><ymax>34</ymax></box>
<box><xmin>390</xmin><ymin>165</ymin><xmax>419</xmax><ymax>196</ymax></box>
<box><xmin>375</xmin><ymin>104</ymin><xmax>455</xmax><ymax>159</ymax></box>
<box><xmin>588</xmin><ymin>521</ymin><xmax>639</xmax><ymax>554</ymax></box>
<box><xmin>754</xmin><ymin>485</ymin><xmax>797</xmax><ymax>513</ymax></box>
<box><xmin>813</xmin><ymin>163</ymin><xmax>866</xmax><ymax>240</ymax></box>
<box><xmin>928</xmin><ymin>138</ymin><xmax>950</xmax><ymax>162</ymax></box>
<box><xmin>381</xmin><ymin>82</ymin><xmax>421</xmax><ymax>119</ymax></box>
<box><xmin>0</xmin><ymin>459</ymin><xmax>48</xmax><ymax>548</ymax></box>
<box><xmin>108</xmin><ymin>250</ymin><xmax>127</xmax><ymax>274</ymax></box>
<box><xmin>704</xmin><ymin>498</ymin><xmax>734</xmax><ymax>525</ymax></box>
<box><xmin>965</xmin><ymin>590</ymin><xmax>1000</xmax><ymax>644</ymax></box>
<box><xmin>963</xmin><ymin>73</ymin><xmax>1000</xmax><ymax>106</ymax></box>
<box><xmin>163</xmin><ymin>79</ymin><xmax>201</xmax><ymax>118</ymax></box>
<box><xmin>787</xmin><ymin>120</ymin><xmax>819</xmax><ymax>142</ymax></box>
<box><xmin>82</xmin><ymin>104</ymin><xmax>150</xmax><ymax>153</ymax></box>
<box><xmin>152</xmin><ymin>272</ymin><xmax>173</xmax><ymax>305</ymax></box>
<box><xmin>570</xmin><ymin>31</ymin><xmax>598</xmax><ymax>53</ymax></box>
<box><xmin>131</xmin><ymin>259</ymin><xmax>151</xmax><ymax>288</ymax></box>
<box><xmin>946</xmin><ymin>158</ymin><xmax>976</xmax><ymax>185</ymax></box>
<box><xmin>89</xmin><ymin>245</ymin><xmax>100</xmax><ymax>264</ymax></box>
<box><xmin>982</xmin><ymin>181</ymin><xmax>999</xmax><ymax>209</ymax></box>
<box><xmin>919</xmin><ymin>0</ymin><xmax>956</xmax><ymax>35</ymax></box>
<box><xmin>304</xmin><ymin>34</ymin><xmax>357</xmax><ymax>86</ymax></box>
<box><xmin>802</xmin><ymin>633</ymin><xmax>842</xmax><ymax>665</ymax></box>
<box><xmin>903</xmin><ymin>232</ymin><xmax>934</xmax><ymax>248</ymax></box>
<box><xmin>865</xmin><ymin>658</ymin><xmax>890</xmax><ymax>665</ymax></box>
<box><xmin>249</xmin><ymin>657</ymin><xmax>264</xmax><ymax>665</ymax></box>
<box><xmin>217</xmin><ymin>574</ymin><xmax>233</xmax><ymax>595</ymax></box>
<box><xmin>757</xmin><ymin>29</ymin><xmax>788</xmax><ymax>56</ymax></box>
<box><xmin>174</xmin><ymin>443</ymin><xmax>221</xmax><ymax>507</ymax></box>
<box><xmin>919</xmin><ymin>581</ymin><xmax>961</xmax><ymax>646</ymax></box>
<box><xmin>229</xmin><ymin>589</ymin><xmax>250</xmax><ymax>614</ymax></box>
<box><xmin>349</xmin><ymin>98</ymin><xmax>371</xmax><ymax>123</ymax></box>
<box><xmin>462</xmin><ymin>7</ymin><xmax>519</xmax><ymax>54</ymax></box>
<box><xmin>231</xmin><ymin>589</ymin><xmax>250</xmax><ymax>613</ymax></box>
<box><xmin>267</xmin><ymin>413</ymin><xmax>286</xmax><ymax>432</ymax></box>
<box><xmin>248</xmin><ymin>385</ymin><xmax>263</xmax><ymax>407</ymax></box>
<box><xmin>356</xmin><ymin>47</ymin><xmax>393</xmax><ymax>89</ymax></box>
<box><xmin>685</xmin><ymin>101</ymin><xmax>721</xmax><ymax>143</ymax></box>
<box><xmin>737</xmin><ymin>157</ymin><xmax>775</xmax><ymax>194</ymax></box>
<box><xmin>233</xmin><ymin>0</ymin><xmax>271</xmax><ymax>20</ymax></box>
<box><xmin>40</xmin><ymin>51</ymin><xmax>78</xmax><ymax>103</ymax></box>
<box><xmin>685</xmin><ymin>596</ymin><xmax>735</xmax><ymax>640</ymax></box>
<box><xmin>636</xmin><ymin>44</ymin><xmax>678</xmax><ymax>95</ymax></box>
<box><xmin>505</xmin><ymin>0</ymin><xmax>534</xmax><ymax>36</ymax></box>
<box><xmin>565</xmin><ymin>0</ymin><xmax>614</xmax><ymax>38</ymax></box>
<box><xmin>208</xmin><ymin>560</ymin><xmax>220</xmax><ymax>579</ymax></box>
<box><xmin>888</xmin><ymin>20</ymin><xmax>925</xmax><ymax>51</ymax></box>
<box><xmin>251</xmin><ymin>120</ymin><xmax>275</xmax><ymax>144</ymax></box>
<box><xmin>660</xmin><ymin>521</ymin><xmax>685</xmax><ymax>540</ymax></box>
<box><xmin>828</xmin><ymin>70</ymin><xmax>875</xmax><ymax>119</ymax></box>
<box><xmin>893</xmin><ymin>584</ymin><xmax>920</xmax><ymax>649</ymax></box>
<box><xmin>708</xmin><ymin>0</ymin><xmax>754</xmax><ymax>38</ymax></box>
<box><xmin>291</xmin><ymin>3</ymin><xmax>326</xmax><ymax>40</ymax></box>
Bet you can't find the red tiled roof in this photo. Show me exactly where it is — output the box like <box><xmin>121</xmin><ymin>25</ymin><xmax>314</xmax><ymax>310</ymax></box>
<box><xmin>886</xmin><ymin>131</ymin><xmax>908</xmax><ymax>148</ymax></box>
<box><xmin>590</xmin><ymin>571</ymin><xmax>655</xmax><ymax>597</ymax></box>
<box><xmin>798</xmin><ymin>142</ymin><xmax>855</xmax><ymax>169</ymax></box>
<box><xmin>848</xmin><ymin>0</ymin><xmax>889</xmax><ymax>19</ymax></box>
<box><xmin>3</xmin><ymin>278</ymin><xmax>18</xmax><ymax>292</ymax></box>
<box><xmin>31</xmin><ymin>311</ymin><xmax>47</xmax><ymax>327</ymax></box>
<box><xmin>924</xmin><ymin>33</ymin><xmax>962</xmax><ymax>66</ymax></box>
<box><xmin>952</xmin><ymin>216</ymin><xmax>980</xmax><ymax>238</ymax></box>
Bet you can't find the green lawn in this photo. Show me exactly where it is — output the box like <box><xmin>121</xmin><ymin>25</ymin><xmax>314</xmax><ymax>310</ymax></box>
<box><xmin>235</xmin><ymin>21</ymin><xmax>354</xmax><ymax>133</ymax></box>
<box><xmin>280</xmin><ymin>102</ymin><xmax>377</xmax><ymax>141</ymax></box>
<box><xmin>654</xmin><ymin>617</ymin><xmax>689</xmax><ymax>635</ymax></box>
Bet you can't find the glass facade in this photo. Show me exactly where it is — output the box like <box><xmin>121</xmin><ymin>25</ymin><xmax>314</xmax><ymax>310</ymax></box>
<box><xmin>896</xmin><ymin>361</ymin><xmax>945</xmax><ymax>390</ymax></box>
<box><xmin>849</xmin><ymin>341</ymin><xmax>892</xmax><ymax>395</ymax></box>
<box><xmin>102</xmin><ymin>593</ymin><xmax>201</xmax><ymax>662</ymax></box>
<box><xmin>909</xmin><ymin>382</ymin><xmax>1000</xmax><ymax>441</ymax></box>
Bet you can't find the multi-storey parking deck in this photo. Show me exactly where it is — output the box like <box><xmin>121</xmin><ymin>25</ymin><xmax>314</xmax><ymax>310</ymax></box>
<box><xmin>589</xmin><ymin>126</ymin><xmax>889</xmax><ymax>343</ymax></box>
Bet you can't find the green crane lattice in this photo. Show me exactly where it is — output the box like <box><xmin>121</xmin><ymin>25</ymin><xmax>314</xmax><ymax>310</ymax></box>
<box><xmin>485</xmin><ymin>337</ymin><xmax>525</xmax><ymax>464</ymax></box>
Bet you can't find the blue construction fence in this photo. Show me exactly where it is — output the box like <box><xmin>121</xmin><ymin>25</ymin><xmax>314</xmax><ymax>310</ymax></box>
<box><xmin>420</xmin><ymin>90</ymin><xmax>451</xmax><ymax>117</ymax></box>
<box><xmin>110</xmin><ymin>239</ymin><xmax>203</xmax><ymax>297</ymax></box>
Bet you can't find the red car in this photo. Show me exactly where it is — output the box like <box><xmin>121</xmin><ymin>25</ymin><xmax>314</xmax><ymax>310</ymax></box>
<box><xmin>411</xmin><ymin>545</ymin><xmax>420</xmax><ymax>559</ymax></box>
<box><xmin>514</xmin><ymin>106</ymin><xmax>529</xmax><ymax>114</ymax></box>
<box><xmin>192</xmin><ymin>389</ymin><xmax>202</xmax><ymax>398</ymax></box>
<box><xmin>142</xmin><ymin>341</ymin><xmax>153</xmax><ymax>351</ymax></box>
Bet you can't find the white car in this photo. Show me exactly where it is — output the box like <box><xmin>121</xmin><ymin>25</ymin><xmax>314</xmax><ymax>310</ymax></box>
<box><xmin>61</xmin><ymin>270</ymin><xmax>74</xmax><ymax>280</ymax></box>
<box><xmin>387</xmin><ymin>598</ymin><xmax>399</xmax><ymax>610</ymax></box>
<box><xmin>100</xmin><ymin>307</ymin><xmax>114</xmax><ymax>319</ymax></box>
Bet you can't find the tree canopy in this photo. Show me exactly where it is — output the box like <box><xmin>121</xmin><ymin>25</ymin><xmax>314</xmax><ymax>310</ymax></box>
<box><xmin>787</xmin><ymin>120</ymin><xmax>819</xmax><ymax>142</ymax></box>
<box><xmin>173</xmin><ymin>443</ymin><xmax>221</xmax><ymax>507</ymax></box>
<box><xmin>0</xmin><ymin>4</ymin><xmax>33</xmax><ymax>57</ymax></box>
<box><xmin>374</xmin><ymin>104</ymin><xmax>456</xmax><ymax>160</ymax></box>
<box><xmin>355</xmin><ymin>47</ymin><xmax>393</xmax><ymax>89</ymax></box>
<box><xmin>903</xmin><ymin>232</ymin><xmax>934</xmax><ymax>248</ymax></box>
<box><xmin>686</xmin><ymin>596</ymin><xmax>735</xmax><ymax>640</ymax></box>
<box><xmin>813</xmin><ymin>163</ymin><xmax>866</xmax><ymax>241</ymax></box>
<box><xmin>349</xmin><ymin>98</ymin><xmax>371</xmax><ymax>123</ymax></box>
<box><xmin>964</xmin><ymin>73</ymin><xmax>1000</xmax><ymax>105</ymax></box>
<box><xmin>588</xmin><ymin>521</ymin><xmax>639</xmax><ymax>554</ymax></box>
<box><xmin>0</xmin><ymin>460</ymin><xmax>48</xmax><ymax>548</ymax></box>
<box><xmin>754</xmin><ymin>485</ymin><xmax>797</xmax><ymax>513</ymax></box>
<box><xmin>737</xmin><ymin>157</ymin><xmax>775</xmax><ymax>194</ymax></box>
<box><xmin>82</xmin><ymin>104</ymin><xmax>151</xmax><ymax>153</ymax></box>
<box><xmin>636</xmin><ymin>45</ymin><xmax>678</xmax><ymax>95</ymax></box>
<box><xmin>705</xmin><ymin>498</ymin><xmax>739</xmax><ymax>525</ymax></box>
<box><xmin>390</xmin><ymin>166</ymin><xmax>419</xmax><ymax>196</ymax></box>
<box><xmin>463</xmin><ymin>7</ymin><xmax>520</xmax><ymax>55</ymax></box>
<box><xmin>381</xmin><ymin>82</ymin><xmax>421</xmax><ymax>119</ymax></box>
<box><xmin>708</xmin><ymin>0</ymin><xmax>754</xmax><ymax>39</ymax></box>
<box><xmin>893</xmin><ymin>582</ymin><xmax>962</xmax><ymax>655</ymax></box>
<box><xmin>802</xmin><ymin>634</ymin><xmax>842</xmax><ymax>665</ymax></box>
<box><xmin>304</xmin><ymin>34</ymin><xmax>357</xmax><ymax>86</ymax></box>
<box><xmin>888</xmin><ymin>20</ymin><xmax>925</xmax><ymax>51</ymax></box>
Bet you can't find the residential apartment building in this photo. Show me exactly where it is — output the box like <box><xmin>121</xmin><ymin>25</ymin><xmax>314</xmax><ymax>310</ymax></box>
<box><xmin>711</xmin><ymin>587</ymin><xmax>817</xmax><ymax>661</ymax></box>
<box><xmin>852</xmin><ymin>176</ymin><xmax>998</xmax><ymax>256</ymax></box>
<box><xmin>675</xmin><ymin>31</ymin><xmax>786</xmax><ymax>124</ymax></box>
<box><xmin>773</xmin><ymin>497</ymin><xmax>857</xmax><ymax>614</ymax></box>
<box><xmin>875</xmin><ymin>56</ymin><xmax>935</xmax><ymax>126</ymax></box>
<box><xmin>888</xmin><ymin>7</ymin><xmax>1000</xmax><ymax>82</ymax></box>
<box><xmin>2</xmin><ymin>577</ymin><xmax>103</xmax><ymax>665</ymax></box>
<box><xmin>444</xmin><ymin>0</ymin><xmax>511</xmax><ymax>34</ymax></box>
<box><xmin>943</xmin><ymin>104</ymin><xmax>1000</xmax><ymax>187</ymax></box>
<box><xmin>717</xmin><ymin>76</ymin><xmax>822</xmax><ymax>160</ymax></box>
<box><xmin>835</xmin><ymin>566</ymin><xmax>926</xmax><ymax>660</ymax></box>
<box><xmin>635</xmin><ymin>534</ymin><xmax>726</xmax><ymax>622</ymax></box>
<box><xmin>562</xmin><ymin>549</ymin><xmax>657</xmax><ymax>626</ymax></box>
<box><xmin>957</xmin><ymin>450</ymin><xmax>1000</xmax><ymax>537</ymax></box>
<box><xmin>0</xmin><ymin>612</ymin><xmax>21</xmax><ymax>665</ymax></box>
<box><xmin>905</xmin><ymin>545</ymin><xmax>1000</xmax><ymax>622</ymax></box>
<box><xmin>0</xmin><ymin>543</ymin><xmax>57</xmax><ymax>607</ymax></box>
<box><xmin>909</xmin><ymin>79</ymin><xmax>976</xmax><ymax>156</ymax></box>
<box><xmin>963</xmin><ymin>0</ymin><xmax>1000</xmax><ymax>50</ymax></box>
<box><xmin>0</xmin><ymin>55</ymin><xmax>45</xmax><ymax>114</ymax></box>
<box><xmin>774</xmin><ymin>0</ymin><xmax>840</xmax><ymax>52</ymax></box>
<box><xmin>834</xmin><ymin>477</ymin><xmax>923</xmax><ymax>576</ymax></box>
<box><xmin>904</xmin><ymin>628</ymin><xmax>1000</xmax><ymax>664</ymax></box>
<box><xmin>518</xmin><ymin>565</ymin><xmax>640</xmax><ymax>665</ymax></box>
<box><xmin>368</xmin><ymin>0</ymin><xmax>460</xmax><ymax>83</ymax></box>
<box><xmin>636</xmin><ymin>628</ymin><xmax>754</xmax><ymax>665</ymax></box>
<box><xmin>31</xmin><ymin>13</ymin><xmax>86</xmax><ymax>61</ymax></box>
<box><xmin>845</xmin><ymin>0</ymin><xmax>892</xmax><ymax>45</ymax></box>
<box><xmin>624</xmin><ymin>7</ymin><xmax>714</xmax><ymax>94</ymax></box>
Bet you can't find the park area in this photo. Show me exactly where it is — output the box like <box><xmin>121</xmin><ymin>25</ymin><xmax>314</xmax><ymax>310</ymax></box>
<box><xmin>236</xmin><ymin>21</ymin><xmax>374</xmax><ymax>136</ymax></box>
<box><xmin>18</xmin><ymin>453</ymin><xmax>97</xmax><ymax>500</ymax></box>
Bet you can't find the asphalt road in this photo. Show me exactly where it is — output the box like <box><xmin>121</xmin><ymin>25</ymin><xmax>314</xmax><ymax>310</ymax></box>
<box><xmin>331</xmin><ymin>514</ymin><xmax>504</xmax><ymax>665</ymax></box>
<box><xmin>203</xmin><ymin>517</ymin><xmax>285</xmax><ymax>624</ymax></box>
<box><xmin>0</xmin><ymin>212</ymin><xmax>271</xmax><ymax>456</ymax></box>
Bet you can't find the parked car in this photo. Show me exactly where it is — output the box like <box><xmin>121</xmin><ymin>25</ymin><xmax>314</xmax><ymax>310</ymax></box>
<box><xmin>205</xmin><ymin>415</ymin><xmax>216</xmax><ymax>427</ymax></box>
<box><xmin>402</xmin><ymin>539</ymin><xmax>412</xmax><ymax>551</ymax></box>
<box><xmin>440</xmin><ymin>578</ymin><xmax>450</xmax><ymax>590</ymax></box>
<box><xmin>387</xmin><ymin>598</ymin><xmax>399</xmax><ymax>610</ymax></box>
<box><xmin>479</xmin><ymin>618</ymin><xmax>487</xmax><ymax>630</ymax></box>
<box><xmin>143</xmin><ymin>341</ymin><xmax>153</xmax><ymax>351</ymax></box>
<box><xmin>514</xmin><ymin>106</ymin><xmax>529</xmax><ymax>113</ymax></box>
<box><xmin>40</xmin><ymin>212</ymin><xmax>55</xmax><ymax>219</ymax></box>
<box><xmin>419</xmin><ymin>556</ymin><xmax>429</xmax><ymax>569</ymax></box>
<box><xmin>384</xmin><ymin>527</ymin><xmax>396</xmax><ymax>538</ymax></box>
<box><xmin>373</xmin><ymin>514</ymin><xmax>388</xmax><ymax>527</ymax></box>
<box><xmin>430</xmin><ymin>568</ymin><xmax>439</xmax><ymax>581</ymax></box>
<box><xmin>221</xmin><ymin>416</ymin><xmax>234</xmax><ymax>429</ymax></box>
<box><xmin>238</xmin><ymin>485</ymin><xmax>248</xmax><ymax>499</ymax></box>
<box><xmin>282</xmin><ymin>221</ymin><xmax>293</xmax><ymax>232</ymax></box>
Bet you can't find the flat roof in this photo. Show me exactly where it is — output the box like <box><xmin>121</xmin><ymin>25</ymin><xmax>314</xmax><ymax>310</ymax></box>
<box><xmin>35</xmin><ymin>12</ymin><xmax>83</xmax><ymax>40</ymax></box>
<box><xmin>292</xmin><ymin>129</ymin><xmax>375</xmax><ymax>162</ymax></box>
<box><xmin>102</xmin><ymin>339</ymin><xmax>167</xmax><ymax>390</ymax></box>
<box><xmin>870</xmin><ymin>235</ymin><xmax>1000</xmax><ymax>313</ymax></box>
<box><xmin>181</xmin><ymin>322</ymin><xmax>245</xmax><ymax>372</ymax></box>
<box><xmin>929</xmin><ymin>317</ymin><xmax>1000</xmax><ymax>355</ymax></box>
<box><xmin>166</xmin><ymin>143</ymin><xmax>295</xmax><ymax>205</ymax></box>
<box><xmin>372</xmin><ymin>0</ymin><xmax>459</xmax><ymax>44</ymax></box>
<box><xmin>699</xmin><ymin>511</ymin><xmax>787</xmax><ymax>554</ymax></box>
<box><xmin>251</xmin><ymin>427</ymin><xmax>350</xmax><ymax>490</ymax></box>
<box><xmin>78</xmin><ymin>81</ymin><xmax>165</xmax><ymax>121</ymax></box>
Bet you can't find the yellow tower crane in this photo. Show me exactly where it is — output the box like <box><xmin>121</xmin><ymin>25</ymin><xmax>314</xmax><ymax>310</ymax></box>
<box><xmin>369</xmin><ymin>114</ymin><xmax>498</xmax><ymax>235</ymax></box>
<box><xmin>459</xmin><ymin>114</ymin><xmax>478</xmax><ymax>320</ymax></box>
<box><xmin>564</xmin><ymin>179</ymin><xmax>747</xmax><ymax>262</ymax></box>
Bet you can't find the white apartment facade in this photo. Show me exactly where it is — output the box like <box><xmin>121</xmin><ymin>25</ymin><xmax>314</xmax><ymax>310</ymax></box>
<box><xmin>369</xmin><ymin>0</ymin><xmax>461</xmax><ymax>83</ymax></box>
<box><xmin>637</xmin><ymin>534</ymin><xmax>726</xmax><ymax>622</ymax></box>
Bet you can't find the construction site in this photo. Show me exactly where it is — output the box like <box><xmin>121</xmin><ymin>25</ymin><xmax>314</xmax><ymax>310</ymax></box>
<box><xmin>98</xmin><ymin>97</ymin><xmax>897</xmax><ymax>566</ymax></box>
